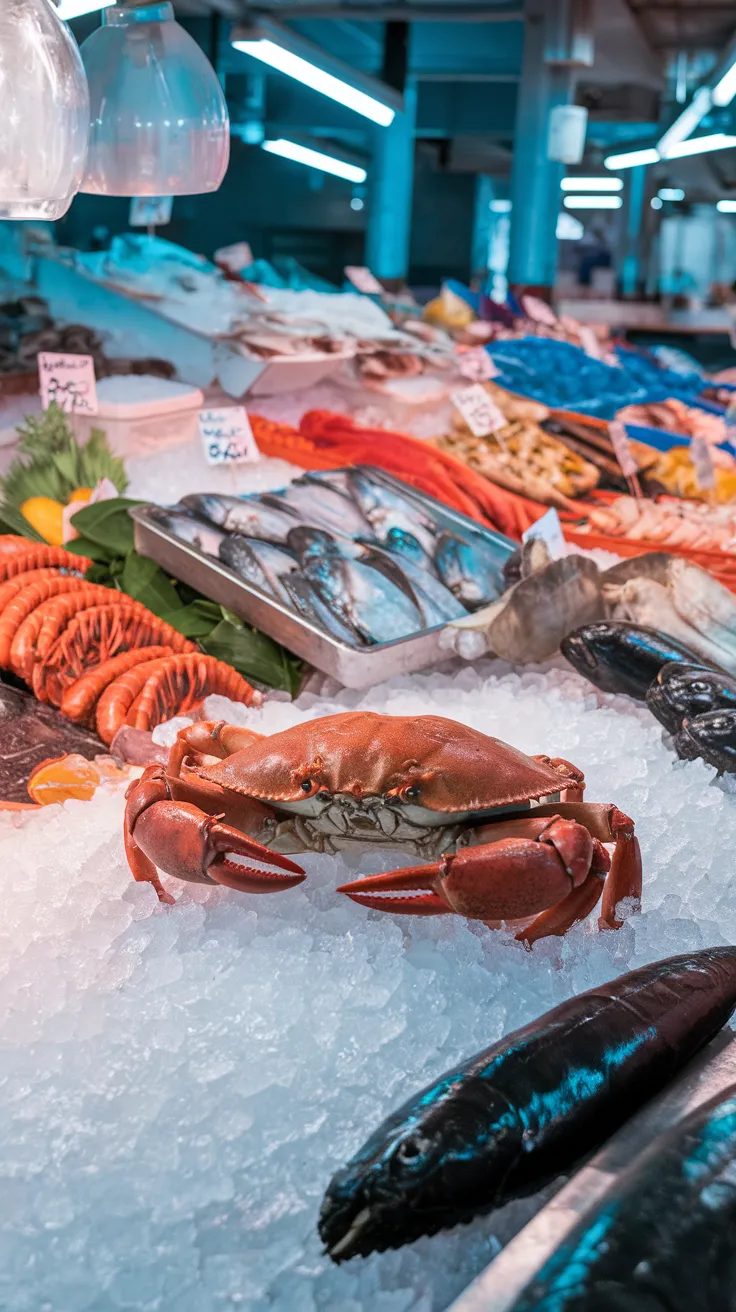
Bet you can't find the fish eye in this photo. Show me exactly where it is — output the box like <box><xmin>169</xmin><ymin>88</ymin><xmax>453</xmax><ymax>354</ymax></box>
<box><xmin>397</xmin><ymin>1135</ymin><xmax>427</xmax><ymax>1162</ymax></box>
<box><xmin>301</xmin><ymin>779</ymin><xmax>313</xmax><ymax>792</ymax></box>
<box><xmin>691</xmin><ymin>682</ymin><xmax>707</xmax><ymax>692</ymax></box>
<box><xmin>404</xmin><ymin>785</ymin><xmax>420</xmax><ymax>801</ymax></box>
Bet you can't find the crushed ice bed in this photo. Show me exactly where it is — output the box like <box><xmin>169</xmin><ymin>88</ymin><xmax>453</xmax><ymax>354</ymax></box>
<box><xmin>1</xmin><ymin>658</ymin><xmax>733</xmax><ymax>1311</ymax></box>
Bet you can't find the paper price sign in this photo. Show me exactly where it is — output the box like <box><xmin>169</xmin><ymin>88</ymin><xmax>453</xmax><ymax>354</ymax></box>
<box><xmin>457</xmin><ymin>348</ymin><xmax>500</xmax><ymax>382</ymax></box>
<box><xmin>691</xmin><ymin>437</ymin><xmax>716</xmax><ymax>491</ymax></box>
<box><xmin>129</xmin><ymin>196</ymin><xmax>173</xmax><ymax>227</ymax></box>
<box><xmin>38</xmin><ymin>352</ymin><xmax>98</xmax><ymax>415</ymax></box>
<box><xmin>522</xmin><ymin>295</ymin><xmax>558</xmax><ymax>328</ymax></box>
<box><xmin>609</xmin><ymin>420</ymin><xmax>639</xmax><ymax>479</ymax></box>
<box><xmin>452</xmin><ymin>384</ymin><xmax>506</xmax><ymax>437</ymax></box>
<box><xmin>200</xmin><ymin>407</ymin><xmax>260</xmax><ymax>466</ymax></box>
<box><xmin>522</xmin><ymin>506</ymin><xmax>566</xmax><ymax>560</ymax></box>
<box><xmin>345</xmin><ymin>266</ymin><xmax>384</xmax><ymax>295</ymax></box>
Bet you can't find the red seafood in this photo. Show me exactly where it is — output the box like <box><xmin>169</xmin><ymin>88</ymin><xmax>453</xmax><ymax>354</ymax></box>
<box><xmin>95</xmin><ymin>652</ymin><xmax>255</xmax><ymax>744</ymax></box>
<box><xmin>0</xmin><ymin>544</ymin><xmax>90</xmax><ymax>582</ymax></box>
<box><xmin>9</xmin><ymin>583</ymin><xmax>126</xmax><ymax>681</ymax></box>
<box><xmin>123</xmin><ymin>712</ymin><xmax>642</xmax><ymax>942</ymax></box>
<box><xmin>0</xmin><ymin>575</ymin><xmax>101</xmax><ymax>669</ymax></box>
<box><xmin>0</xmin><ymin>567</ymin><xmax>70</xmax><ymax>617</ymax></box>
<box><xmin>61</xmin><ymin>646</ymin><xmax>175</xmax><ymax>725</ymax></box>
<box><xmin>38</xmin><ymin>605</ymin><xmax>196</xmax><ymax>704</ymax></box>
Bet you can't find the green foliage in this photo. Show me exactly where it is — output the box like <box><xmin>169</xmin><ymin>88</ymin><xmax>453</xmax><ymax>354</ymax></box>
<box><xmin>0</xmin><ymin>403</ymin><xmax>128</xmax><ymax>511</ymax></box>
<box><xmin>203</xmin><ymin>617</ymin><xmax>303</xmax><ymax>696</ymax></box>
<box><xmin>69</xmin><ymin>497</ymin><xmax>140</xmax><ymax>558</ymax></box>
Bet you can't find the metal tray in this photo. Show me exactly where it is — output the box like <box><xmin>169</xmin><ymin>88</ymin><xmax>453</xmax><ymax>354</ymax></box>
<box><xmin>131</xmin><ymin>466</ymin><xmax>515</xmax><ymax>690</ymax></box>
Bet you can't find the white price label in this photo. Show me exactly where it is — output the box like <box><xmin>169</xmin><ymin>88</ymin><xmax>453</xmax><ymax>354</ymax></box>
<box><xmin>578</xmin><ymin>325</ymin><xmax>601</xmax><ymax>360</ymax></box>
<box><xmin>457</xmin><ymin>348</ymin><xmax>500</xmax><ymax>382</ymax></box>
<box><xmin>345</xmin><ymin>265</ymin><xmax>384</xmax><ymax>295</ymax></box>
<box><xmin>522</xmin><ymin>294</ymin><xmax>558</xmax><ymax>328</ymax></box>
<box><xmin>215</xmin><ymin>242</ymin><xmax>254</xmax><ymax>273</ymax></box>
<box><xmin>691</xmin><ymin>437</ymin><xmax>716</xmax><ymax>491</ymax></box>
<box><xmin>522</xmin><ymin>507</ymin><xmax>566</xmax><ymax>560</ymax></box>
<box><xmin>129</xmin><ymin>196</ymin><xmax>173</xmax><ymax>227</ymax></box>
<box><xmin>199</xmin><ymin>407</ymin><xmax>260</xmax><ymax>466</ymax></box>
<box><xmin>452</xmin><ymin>384</ymin><xmax>506</xmax><ymax>437</ymax></box>
<box><xmin>609</xmin><ymin>420</ymin><xmax>639</xmax><ymax>479</ymax></box>
<box><xmin>38</xmin><ymin>352</ymin><xmax>98</xmax><ymax>415</ymax></box>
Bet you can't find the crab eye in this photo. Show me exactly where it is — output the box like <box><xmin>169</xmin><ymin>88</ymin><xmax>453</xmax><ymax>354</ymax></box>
<box><xmin>301</xmin><ymin>779</ymin><xmax>313</xmax><ymax>792</ymax></box>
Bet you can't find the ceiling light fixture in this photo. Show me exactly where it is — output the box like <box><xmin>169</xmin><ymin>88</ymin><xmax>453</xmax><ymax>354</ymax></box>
<box><xmin>651</xmin><ymin>197</ymin><xmax>663</xmax><ymax>209</ymax></box>
<box><xmin>665</xmin><ymin>133</ymin><xmax>736</xmax><ymax>159</ymax></box>
<box><xmin>0</xmin><ymin>0</ymin><xmax>89</xmax><ymax>220</ymax></box>
<box><xmin>563</xmin><ymin>195</ymin><xmax>623</xmax><ymax>210</ymax></box>
<box><xmin>657</xmin><ymin>86</ymin><xmax>713</xmax><ymax>158</ymax></box>
<box><xmin>561</xmin><ymin>177</ymin><xmax>623</xmax><ymax>191</ymax></box>
<box><xmin>262</xmin><ymin>139</ymin><xmax>367</xmax><ymax>183</ymax></box>
<box><xmin>717</xmin><ymin>199</ymin><xmax>736</xmax><ymax>212</ymax></box>
<box><xmin>79</xmin><ymin>2</ymin><xmax>230</xmax><ymax>197</ymax></box>
<box><xmin>232</xmin><ymin>18</ymin><xmax>399</xmax><ymax>127</ymax></box>
<box><xmin>604</xmin><ymin>147</ymin><xmax>660</xmax><ymax>170</ymax></box>
<box><xmin>713</xmin><ymin>59</ymin><xmax>736</xmax><ymax>108</ymax></box>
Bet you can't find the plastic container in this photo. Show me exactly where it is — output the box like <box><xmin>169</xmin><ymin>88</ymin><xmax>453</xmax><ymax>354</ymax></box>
<box><xmin>73</xmin><ymin>375</ymin><xmax>204</xmax><ymax>457</ymax></box>
<box><xmin>0</xmin><ymin>0</ymin><xmax>89</xmax><ymax>220</ymax></box>
<box><xmin>80</xmin><ymin>2</ymin><xmax>229</xmax><ymax>197</ymax></box>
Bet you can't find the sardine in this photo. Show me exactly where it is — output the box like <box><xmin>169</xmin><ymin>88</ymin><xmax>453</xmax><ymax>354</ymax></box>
<box><xmin>382</xmin><ymin>526</ymin><xmax>437</xmax><ymax>573</ymax></box>
<box><xmin>302</xmin><ymin>555</ymin><xmax>423</xmax><ymax>645</ymax></box>
<box><xmin>148</xmin><ymin>507</ymin><xmax>225</xmax><ymax>556</ymax></box>
<box><xmin>347</xmin><ymin>470</ymin><xmax>437</xmax><ymax>554</ymax></box>
<box><xmin>675</xmin><ymin>708</ymin><xmax>736</xmax><ymax>772</ymax></box>
<box><xmin>263</xmin><ymin>482</ymin><xmax>373</xmax><ymax>539</ymax></box>
<box><xmin>286</xmin><ymin>525</ymin><xmax>363</xmax><ymax>563</ymax></box>
<box><xmin>281</xmin><ymin>574</ymin><xmax>359</xmax><ymax>646</ymax></box>
<box><xmin>319</xmin><ymin>948</ymin><xmax>736</xmax><ymax>1262</ymax></box>
<box><xmin>435</xmin><ymin>531</ymin><xmax>506</xmax><ymax>609</ymax></box>
<box><xmin>219</xmin><ymin>536</ymin><xmax>297</xmax><ymax>605</ymax></box>
<box><xmin>646</xmin><ymin>662</ymin><xmax>736</xmax><ymax>735</ymax></box>
<box><xmin>179</xmin><ymin>493</ymin><xmax>297</xmax><ymax>543</ymax></box>
<box><xmin>509</xmin><ymin>1082</ymin><xmax>736</xmax><ymax>1311</ymax></box>
<box><xmin>562</xmin><ymin>622</ymin><xmax>710</xmax><ymax>700</ymax></box>
<box><xmin>372</xmin><ymin>553</ymin><xmax>466</xmax><ymax>625</ymax></box>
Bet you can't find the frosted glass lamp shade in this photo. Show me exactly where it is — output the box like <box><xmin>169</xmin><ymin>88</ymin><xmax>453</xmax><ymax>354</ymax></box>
<box><xmin>0</xmin><ymin>0</ymin><xmax>89</xmax><ymax>220</ymax></box>
<box><xmin>80</xmin><ymin>2</ymin><xmax>230</xmax><ymax>197</ymax></box>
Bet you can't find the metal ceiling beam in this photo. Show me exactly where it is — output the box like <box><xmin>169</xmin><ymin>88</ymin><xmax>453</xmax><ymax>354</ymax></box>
<box><xmin>249</xmin><ymin>6</ymin><xmax>523</xmax><ymax>20</ymax></box>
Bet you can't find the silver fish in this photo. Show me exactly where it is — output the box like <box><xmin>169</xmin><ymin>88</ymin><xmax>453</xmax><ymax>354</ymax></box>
<box><xmin>281</xmin><ymin>574</ymin><xmax>359</xmax><ymax>646</ymax></box>
<box><xmin>347</xmin><ymin>470</ymin><xmax>436</xmax><ymax>554</ymax></box>
<box><xmin>148</xmin><ymin>507</ymin><xmax>225</xmax><ymax>557</ymax></box>
<box><xmin>378</xmin><ymin>554</ymin><xmax>466</xmax><ymax>625</ymax></box>
<box><xmin>219</xmin><ymin>536</ymin><xmax>297</xmax><ymax>605</ymax></box>
<box><xmin>382</xmin><ymin>525</ymin><xmax>436</xmax><ymax>574</ymax></box>
<box><xmin>435</xmin><ymin>532</ymin><xmax>506</xmax><ymax>609</ymax></box>
<box><xmin>263</xmin><ymin>482</ymin><xmax>373</xmax><ymax>539</ymax></box>
<box><xmin>303</xmin><ymin>555</ymin><xmax>423</xmax><ymax>645</ymax></box>
<box><xmin>179</xmin><ymin>493</ymin><xmax>297</xmax><ymax>543</ymax></box>
<box><xmin>287</xmin><ymin>525</ymin><xmax>364</xmax><ymax>563</ymax></box>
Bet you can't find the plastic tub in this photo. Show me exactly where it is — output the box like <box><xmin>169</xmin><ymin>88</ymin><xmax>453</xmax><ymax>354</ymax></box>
<box><xmin>73</xmin><ymin>374</ymin><xmax>204</xmax><ymax>456</ymax></box>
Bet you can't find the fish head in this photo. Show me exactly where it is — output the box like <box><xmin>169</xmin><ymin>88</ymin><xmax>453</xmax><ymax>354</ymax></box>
<box><xmin>319</xmin><ymin>1075</ymin><xmax>520</xmax><ymax>1261</ymax></box>
<box><xmin>647</xmin><ymin>663</ymin><xmax>729</xmax><ymax>734</ymax></box>
<box><xmin>179</xmin><ymin>494</ymin><xmax>229</xmax><ymax>527</ymax></box>
<box><xmin>676</xmin><ymin>709</ymin><xmax>736</xmax><ymax>771</ymax></box>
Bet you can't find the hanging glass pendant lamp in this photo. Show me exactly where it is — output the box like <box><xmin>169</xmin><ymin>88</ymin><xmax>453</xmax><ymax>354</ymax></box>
<box><xmin>79</xmin><ymin>2</ymin><xmax>230</xmax><ymax>196</ymax></box>
<box><xmin>0</xmin><ymin>0</ymin><xmax>89</xmax><ymax>220</ymax></box>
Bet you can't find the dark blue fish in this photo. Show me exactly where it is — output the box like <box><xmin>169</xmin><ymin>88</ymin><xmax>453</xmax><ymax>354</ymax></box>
<box><xmin>562</xmin><ymin>622</ymin><xmax>709</xmax><ymax>700</ymax></box>
<box><xmin>434</xmin><ymin>531</ymin><xmax>506</xmax><ymax>609</ymax></box>
<box><xmin>510</xmin><ymin>1082</ymin><xmax>736</xmax><ymax>1310</ymax></box>
<box><xmin>302</xmin><ymin>554</ymin><xmax>422</xmax><ymax>645</ymax></box>
<box><xmin>319</xmin><ymin>948</ymin><xmax>736</xmax><ymax>1261</ymax></box>
<box><xmin>647</xmin><ymin>662</ymin><xmax>736</xmax><ymax>735</ymax></box>
<box><xmin>675</xmin><ymin>708</ymin><xmax>736</xmax><ymax>772</ymax></box>
<box><xmin>382</xmin><ymin>526</ymin><xmax>436</xmax><ymax>573</ymax></box>
<box><xmin>219</xmin><ymin>536</ymin><xmax>297</xmax><ymax>605</ymax></box>
<box><xmin>347</xmin><ymin>469</ymin><xmax>437</xmax><ymax>553</ymax></box>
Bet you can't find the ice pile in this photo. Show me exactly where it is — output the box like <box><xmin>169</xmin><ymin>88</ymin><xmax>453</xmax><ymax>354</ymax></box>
<box><xmin>2</xmin><ymin>657</ymin><xmax>735</xmax><ymax>1311</ymax></box>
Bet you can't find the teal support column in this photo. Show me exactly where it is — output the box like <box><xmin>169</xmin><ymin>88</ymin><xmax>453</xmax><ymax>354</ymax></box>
<box><xmin>471</xmin><ymin>175</ymin><xmax>495</xmax><ymax>280</ymax></box>
<box><xmin>508</xmin><ymin>0</ymin><xmax>573</xmax><ymax>295</ymax></box>
<box><xmin>365</xmin><ymin>79</ymin><xmax>418</xmax><ymax>283</ymax></box>
<box><xmin>621</xmin><ymin>165</ymin><xmax>646</xmax><ymax>297</ymax></box>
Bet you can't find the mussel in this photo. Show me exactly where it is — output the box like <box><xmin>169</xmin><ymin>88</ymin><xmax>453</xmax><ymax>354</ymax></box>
<box><xmin>561</xmin><ymin>622</ymin><xmax>709</xmax><ymax>700</ymax></box>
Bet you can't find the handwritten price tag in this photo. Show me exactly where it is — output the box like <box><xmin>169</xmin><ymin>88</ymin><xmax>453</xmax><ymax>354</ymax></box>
<box><xmin>129</xmin><ymin>196</ymin><xmax>173</xmax><ymax>227</ymax></box>
<box><xmin>609</xmin><ymin>420</ymin><xmax>639</xmax><ymax>479</ymax></box>
<box><xmin>522</xmin><ymin>295</ymin><xmax>558</xmax><ymax>328</ymax></box>
<box><xmin>522</xmin><ymin>507</ymin><xmax>566</xmax><ymax>559</ymax></box>
<box><xmin>38</xmin><ymin>352</ymin><xmax>98</xmax><ymax>415</ymax></box>
<box><xmin>457</xmin><ymin>348</ymin><xmax>500</xmax><ymax>382</ymax></box>
<box><xmin>452</xmin><ymin>384</ymin><xmax>506</xmax><ymax>437</ymax></box>
<box><xmin>199</xmin><ymin>407</ymin><xmax>260</xmax><ymax>466</ymax></box>
<box><xmin>691</xmin><ymin>437</ymin><xmax>716</xmax><ymax>491</ymax></box>
<box><xmin>345</xmin><ymin>266</ymin><xmax>384</xmax><ymax>295</ymax></box>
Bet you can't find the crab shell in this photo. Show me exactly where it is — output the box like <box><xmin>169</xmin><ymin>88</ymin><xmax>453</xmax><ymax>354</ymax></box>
<box><xmin>196</xmin><ymin>712</ymin><xmax>577</xmax><ymax>822</ymax></box>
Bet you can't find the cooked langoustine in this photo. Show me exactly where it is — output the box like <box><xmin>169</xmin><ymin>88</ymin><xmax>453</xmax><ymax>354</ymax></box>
<box><xmin>0</xmin><ymin>575</ymin><xmax>104</xmax><ymax>669</ymax></box>
<box><xmin>94</xmin><ymin>652</ymin><xmax>256</xmax><ymax>744</ymax></box>
<box><xmin>60</xmin><ymin>646</ymin><xmax>175</xmax><ymax>725</ymax></box>
<box><xmin>0</xmin><ymin>543</ymin><xmax>90</xmax><ymax>581</ymax></box>
<box><xmin>0</xmin><ymin>567</ymin><xmax>73</xmax><ymax>617</ymax></box>
<box><xmin>9</xmin><ymin>584</ymin><xmax>126</xmax><ymax>681</ymax></box>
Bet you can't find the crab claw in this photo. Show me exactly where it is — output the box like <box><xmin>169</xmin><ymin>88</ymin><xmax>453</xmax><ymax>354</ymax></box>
<box><xmin>132</xmin><ymin>799</ymin><xmax>305</xmax><ymax>896</ymax></box>
<box><xmin>337</xmin><ymin>865</ymin><xmax>452</xmax><ymax>915</ymax></box>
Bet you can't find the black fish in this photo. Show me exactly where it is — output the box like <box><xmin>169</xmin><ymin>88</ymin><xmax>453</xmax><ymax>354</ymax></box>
<box><xmin>509</xmin><ymin>1082</ymin><xmax>736</xmax><ymax>1311</ymax></box>
<box><xmin>318</xmin><ymin>948</ymin><xmax>736</xmax><ymax>1261</ymax></box>
<box><xmin>647</xmin><ymin>662</ymin><xmax>736</xmax><ymax>736</ymax></box>
<box><xmin>675</xmin><ymin>708</ymin><xmax>736</xmax><ymax>772</ymax></box>
<box><xmin>561</xmin><ymin>622</ymin><xmax>709</xmax><ymax>700</ymax></box>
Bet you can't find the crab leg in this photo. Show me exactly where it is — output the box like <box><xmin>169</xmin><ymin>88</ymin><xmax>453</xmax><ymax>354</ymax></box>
<box><xmin>125</xmin><ymin>766</ymin><xmax>304</xmax><ymax>903</ymax></box>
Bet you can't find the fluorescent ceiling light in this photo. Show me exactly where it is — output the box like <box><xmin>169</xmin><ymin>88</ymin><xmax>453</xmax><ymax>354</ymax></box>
<box><xmin>233</xmin><ymin>37</ymin><xmax>394</xmax><ymax>126</ymax></box>
<box><xmin>658</xmin><ymin>86</ymin><xmax>712</xmax><ymax>157</ymax></box>
<box><xmin>717</xmin><ymin>199</ymin><xmax>736</xmax><ymax>212</ymax></box>
<box><xmin>658</xmin><ymin>187</ymin><xmax>685</xmax><ymax>201</ymax></box>
<box><xmin>666</xmin><ymin>133</ymin><xmax>736</xmax><ymax>159</ymax></box>
<box><xmin>490</xmin><ymin>199</ymin><xmax>512</xmax><ymax>212</ymax></box>
<box><xmin>262</xmin><ymin>138</ymin><xmax>366</xmax><ymax>183</ymax></box>
<box><xmin>713</xmin><ymin>60</ymin><xmax>736</xmax><ymax>108</ymax></box>
<box><xmin>651</xmin><ymin>197</ymin><xmax>663</xmax><ymax>209</ymax></box>
<box><xmin>56</xmin><ymin>0</ymin><xmax>114</xmax><ymax>17</ymax></box>
<box><xmin>557</xmin><ymin>212</ymin><xmax>584</xmax><ymax>239</ymax></box>
<box><xmin>561</xmin><ymin>177</ymin><xmax>623</xmax><ymax>192</ymax></box>
<box><xmin>604</xmin><ymin>147</ymin><xmax>660</xmax><ymax>170</ymax></box>
<box><xmin>563</xmin><ymin>195</ymin><xmax>623</xmax><ymax>210</ymax></box>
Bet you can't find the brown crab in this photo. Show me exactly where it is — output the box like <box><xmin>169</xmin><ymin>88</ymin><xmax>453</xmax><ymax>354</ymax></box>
<box><xmin>124</xmin><ymin>712</ymin><xmax>642</xmax><ymax>946</ymax></box>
